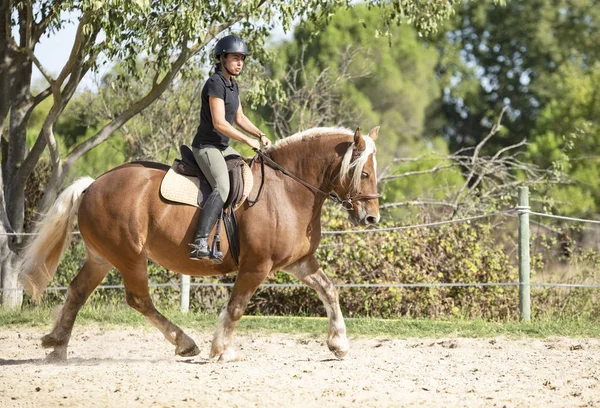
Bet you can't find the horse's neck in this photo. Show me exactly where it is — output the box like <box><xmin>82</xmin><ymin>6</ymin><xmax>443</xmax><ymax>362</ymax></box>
<box><xmin>268</xmin><ymin>136</ymin><xmax>350</xmax><ymax>192</ymax></box>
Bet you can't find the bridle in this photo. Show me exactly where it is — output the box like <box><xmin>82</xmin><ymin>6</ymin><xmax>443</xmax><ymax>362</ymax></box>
<box><xmin>248</xmin><ymin>149</ymin><xmax>380</xmax><ymax>209</ymax></box>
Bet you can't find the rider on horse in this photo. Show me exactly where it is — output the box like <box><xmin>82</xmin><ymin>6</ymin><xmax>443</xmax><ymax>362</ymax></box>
<box><xmin>189</xmin><ymin>35</ymin><xmax>271</xmax><ymax>261</ymax></box>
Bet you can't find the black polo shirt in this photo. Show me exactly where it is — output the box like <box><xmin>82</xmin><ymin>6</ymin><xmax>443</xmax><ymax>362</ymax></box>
<box><xmin>192</xmin><ymin>70</ymin><xmax>240</xmax><ymax>150</ymax></box>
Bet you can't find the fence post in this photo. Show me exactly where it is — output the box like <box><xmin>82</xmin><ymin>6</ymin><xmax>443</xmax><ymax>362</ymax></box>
<box><xmin>518</xmin><ymin>186</ymin><xmax>531</xmax><ymax>322</ymax></box>
<box><xmin>180</xmin><ymin>274</ymin><xmax>190</xmax><ymax>313</ymax></box>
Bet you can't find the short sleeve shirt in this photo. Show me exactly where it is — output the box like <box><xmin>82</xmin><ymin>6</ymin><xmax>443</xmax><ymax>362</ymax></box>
<box><xmin>192</xmin><ymin>71</ymin><xmax>240</xmax><ymax>150</ymax></box>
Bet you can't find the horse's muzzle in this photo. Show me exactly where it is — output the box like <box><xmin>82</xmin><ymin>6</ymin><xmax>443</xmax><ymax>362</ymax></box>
<box><xmin>349</xmin><ymin>211</ymin><xmax>380</xmax><ymax>226</ymax></box>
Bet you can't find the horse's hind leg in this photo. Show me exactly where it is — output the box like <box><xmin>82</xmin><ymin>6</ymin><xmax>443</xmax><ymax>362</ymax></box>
<box><xmin>284</xmin><ymin>255</ymin><xmax>349</xmax><ymax>359</ymax></box>
<box><xmin>119</xmin><ymin>262</ymin><xmax>199</xmax><ymax>357</ymax></box>
<box><xmin>42</xmin><ymin>249</ymin><xmax>112</xmax><ymax>362</ymax></box>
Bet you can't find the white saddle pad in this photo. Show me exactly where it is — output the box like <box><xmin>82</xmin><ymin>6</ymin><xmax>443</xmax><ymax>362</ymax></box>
<box><xmin>159</xmin><ymin>162</ymin><xmax>254</xmax><ymax>211</ymax></box>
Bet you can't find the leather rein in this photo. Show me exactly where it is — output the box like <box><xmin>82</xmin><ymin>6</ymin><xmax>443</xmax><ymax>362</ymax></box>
<box><xmin>248</xmin><ymin>149</ymin><xmax>380</xmax><ymax>209</ymax></box>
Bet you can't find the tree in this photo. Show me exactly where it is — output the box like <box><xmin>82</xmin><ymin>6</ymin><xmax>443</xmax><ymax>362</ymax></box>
<box><xmin>262</xmin><ymin>4</ymin><xmax>441</xmax><ymax>168</ymax></box>
<box><xmin>525</xmin><ymin>61</ymin><xmax>600</xmax><ymax>217</ymax></box>
<box><xmin>434</xmin><ymin>0</ymin><xmax>600</xmax><ymax>153</ymax></box>
<box><xmin>0</xmin><ymin>0</ymin><xmax>493</xmax><ymax>308</ymax></box>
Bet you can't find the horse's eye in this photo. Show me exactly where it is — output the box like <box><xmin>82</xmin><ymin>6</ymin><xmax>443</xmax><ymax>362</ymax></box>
<box><xmin>361</xmin><ymin>171</ymin><xmax>369</xmax><ymax>179</ymax></box>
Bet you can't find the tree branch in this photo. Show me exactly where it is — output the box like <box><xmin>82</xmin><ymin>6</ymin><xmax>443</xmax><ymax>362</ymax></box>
<box><xmin>64</xmin><ymin>17</ymin><xmax>238</xmax><ymax>169</ymax></box>
<box><xmin>380</xmin><ymin>163</ymin><xmax>461</xmax><ymax>181</ymax></box>
<box><xmin>25</xmin><ymin>0</ymin><xmax>32</xmax><ymax>49</ymax></box>
<box><xmin>31</xmin><ymin>85</ymin><xmax>51</xmax><ymax>107</ymax></box>
<box><xmin>8</xmin><ymin>27</ymin><xmax>55</xmax><ymax>85</ymax></box>
<box><xmin>32</xmin><ymin>1</ymin><xmax>65</xmax><ymax>43</ymax></box>
<box><xmin>55</xmin><ymin>12</ymin><xmax>91</xmax><ymax>87</ymax></box>
<box><xmin>64</xmin><ymin>45</ymin><xmax>193</xmax><ymax>167</ymax></box>
<box><xmin>452</xmin><ymin>106</ymin><xmax>508</xmax><ymax>207</ymax></box>
<box><xmin>3</xmin><ymin>1</ymin><xmax>11</xmax><ymax>43</ymax></box>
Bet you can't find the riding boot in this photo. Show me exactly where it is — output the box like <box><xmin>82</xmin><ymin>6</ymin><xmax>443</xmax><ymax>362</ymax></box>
<box><xmin>190</xmin><ymin>191</ymin><xmax>225</xmax><ymax>260</ymax></box>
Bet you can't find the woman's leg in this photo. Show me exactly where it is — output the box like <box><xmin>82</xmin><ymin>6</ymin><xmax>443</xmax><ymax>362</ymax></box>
<box><xmin>190</xmin><ymin>146</ymin><xmax>230</xmax><ymax>260</ymax></box>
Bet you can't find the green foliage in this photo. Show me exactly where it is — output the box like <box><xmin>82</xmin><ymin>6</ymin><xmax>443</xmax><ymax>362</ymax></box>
<box><xmin>379</xmin><ymin>136</ymin><xmax>465</xmax><ymax>218</ymax></box>
<box><xmin>529</xmin><ymin>223</ymin><xmax>600</xmax><ymax>320</ymax></box>
<box><xmin>526</xmin><ymin>61</ymin><xmax>600</xmax><ymax>216</ymax></box>
<box><xmin>436</xmin><ymin>0</ymin><xmax>600</xmax><ymax>152</ymax></box>
<box><xmin>266</xmin><ymin>4</ymin><xmax>441</xmax><ymax>168</ymax></box>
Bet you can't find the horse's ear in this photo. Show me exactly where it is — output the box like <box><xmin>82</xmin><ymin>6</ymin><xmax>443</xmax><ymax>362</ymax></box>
<box><xmin>354</xmin><ymin>127</ymin><xmax>366</xmax><ymax>151</ymax></box>
<box><xmin>368</xmin><ymin>126</ymin><xmax>380</xmax><ymax>141</ymax></box>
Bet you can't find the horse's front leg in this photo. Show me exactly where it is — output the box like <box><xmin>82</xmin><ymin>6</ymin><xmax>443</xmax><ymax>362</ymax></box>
<box><xmin>284</xmin><ymin>255</ymin><xmax>349</xmax><ymax>359</ymax></box>
<box><xmin>210</xmin><ymin>264</ymin><xmax>271</xmax><ymax>362</ymax></box>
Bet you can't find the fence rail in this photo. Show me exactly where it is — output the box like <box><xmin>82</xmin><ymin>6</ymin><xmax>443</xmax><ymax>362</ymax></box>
<box><xmin>2</xmin><ymin>186</ymin><xmax>599</xmax><ymax>319</ymax></box>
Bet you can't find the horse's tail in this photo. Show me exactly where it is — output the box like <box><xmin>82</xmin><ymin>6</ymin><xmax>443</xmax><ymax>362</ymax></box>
<box><xmin>19</xmin><ymin>177</ymin><xmax>95</xmax><ymax>302</ymax></box>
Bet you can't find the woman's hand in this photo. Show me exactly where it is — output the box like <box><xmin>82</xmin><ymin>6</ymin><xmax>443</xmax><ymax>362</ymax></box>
<box><xmin>248</xmin><ymin>138</ymin><xmax>261</xmax><ymax>151</ymax></box>
<box><xmin>259</xmin><ymin>134</ymin><xmax>272</xmax><ymax>149</ymax></box>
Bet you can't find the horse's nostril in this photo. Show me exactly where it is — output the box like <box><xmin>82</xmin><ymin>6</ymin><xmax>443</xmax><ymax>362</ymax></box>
<box><xmin>366</xmin><ymin>215</ymin><xmax>377</xmax><ymax>224</ymax></box>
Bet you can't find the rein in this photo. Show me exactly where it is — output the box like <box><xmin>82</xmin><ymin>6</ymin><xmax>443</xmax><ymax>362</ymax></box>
<box><xmin>248</xmin><ymin>149</ymin><xmax>379</xmax><ymax>209</ymax></box>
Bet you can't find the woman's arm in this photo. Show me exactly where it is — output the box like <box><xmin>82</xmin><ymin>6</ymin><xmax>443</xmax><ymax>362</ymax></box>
<box><xmin>235</xmin><ymin>102</ymin><xmax>271</xmax><ymax>148</ymax></box>
<box><xmin>209</xmin><ymin>96</ymin><xmax>261</xmax><ymax>150</ymax></box>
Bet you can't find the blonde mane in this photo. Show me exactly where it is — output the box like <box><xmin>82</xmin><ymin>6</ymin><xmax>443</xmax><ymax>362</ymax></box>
<box><xmin>270</xmin><ymin>127</ymin><xmax>354</xmax><ymax>150</ymax></box>
<box><xmin>270</xmin><ymin>127</ymin><xmax>377</xmax><ymax>192</ymax></box>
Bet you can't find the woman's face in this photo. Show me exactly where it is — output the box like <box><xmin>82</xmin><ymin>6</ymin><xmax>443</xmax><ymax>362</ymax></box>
<box><xmin>223</xmin><ymin>53</ymin><xmax>245</xmax><ymax>76</ymax></box>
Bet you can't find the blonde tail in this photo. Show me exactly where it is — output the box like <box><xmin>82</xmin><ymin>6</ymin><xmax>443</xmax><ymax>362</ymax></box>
<box><xmin>19</xmin><ymin>177</ymin><xmax>95</xmax><ymax>302</ymax></box>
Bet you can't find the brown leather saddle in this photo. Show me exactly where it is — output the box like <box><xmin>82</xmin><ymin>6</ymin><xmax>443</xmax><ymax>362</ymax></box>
<box><xmin>173</xmin><ymin>145</ymin><xmax>247</xmax><ymax>210</ymax></box>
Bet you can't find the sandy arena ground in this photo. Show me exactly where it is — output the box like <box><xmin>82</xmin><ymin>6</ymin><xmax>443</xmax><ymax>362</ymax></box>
<box><xmin>0</xmin><ymin>325</ymin><xmax>599</xmax><ymax>407</ymax></box>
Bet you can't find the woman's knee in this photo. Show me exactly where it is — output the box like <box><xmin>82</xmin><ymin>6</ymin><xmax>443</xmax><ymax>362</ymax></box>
<box><xmin>214</xmin><ymin>178</ymin><xmax>230</xmax><ymax>202</ymax></box>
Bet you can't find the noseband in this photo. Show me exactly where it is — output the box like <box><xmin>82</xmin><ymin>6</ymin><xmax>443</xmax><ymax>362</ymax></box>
<box><xmin>248</xmin><ymin>149</ymin><xmax>380</xmax><ymax>209</ymax></box>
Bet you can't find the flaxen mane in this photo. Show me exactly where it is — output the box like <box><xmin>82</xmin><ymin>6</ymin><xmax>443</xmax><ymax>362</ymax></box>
<box><xmin>269</xmin><ymin>127</ymin><xmax>377</xmax><ymax>192</ymax></box>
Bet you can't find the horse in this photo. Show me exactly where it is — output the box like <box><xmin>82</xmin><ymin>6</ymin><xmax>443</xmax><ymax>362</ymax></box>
<box><xmin>19</xmin><ymin>126</ymin><xmax>381</xmax><ymax>362</ymax></box>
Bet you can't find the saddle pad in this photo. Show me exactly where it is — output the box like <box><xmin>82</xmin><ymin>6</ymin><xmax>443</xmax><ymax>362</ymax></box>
<box><xmin>159</xmin><ymin>162</ymin><xmax>254</xmax><ymax>211</ymax></box>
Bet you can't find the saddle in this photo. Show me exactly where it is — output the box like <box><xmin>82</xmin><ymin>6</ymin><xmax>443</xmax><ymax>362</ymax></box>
<box><xmin>159</xmin><ymin>145</ymin><xmax>254</xmax><ymax>265</ymax></box>
<box><xmin>160</xmin><ymin>145</ymin><xmax>253</xmax><ymax>211</ymax></box>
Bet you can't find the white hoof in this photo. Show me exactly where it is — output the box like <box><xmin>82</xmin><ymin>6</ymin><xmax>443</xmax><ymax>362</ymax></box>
<box><xmin>328</xmin><ymin>335</ymin><xmax>350</xmax><ymax>359</ymax></box>
<box><xmin>219</xmin><ymin>347</ymin><xmax>238</xmax><ymax>362</ymax></box>
<box><xmin>210</xmin><ymin>345</ymin><xmax>238</xmax><ymax>362</ymax></box>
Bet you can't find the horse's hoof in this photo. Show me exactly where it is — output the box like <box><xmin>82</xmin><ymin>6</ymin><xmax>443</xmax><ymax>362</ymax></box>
<box><xmin>41</xmin><ymin>334</ymin><xmax>61</xmax><ymax>349</ymax></box>
<box><xmin>328</xmin><ymin>336</ymin><xmax>350</xmax><ymax>360</ymax></box>
<box><xmin>331</xmin><ymin>347</ymin><xmax>349</xmax><ymax>359</ymax></box>
<box><xmin>217</xmin><ymin>347</ymin><xmax>238</xmax><ymax>362</ymax></box>
<box><xmin>44</xmin><ymin>348</ymin><xmax>67</xmax><ymax>363</ymax></box>
<box><xmin>176</xmin><ymin>344</ymin><xmax>200</xmax><ymax>357</ymax></box>
<box><xmin>175</xmin><ymin>333</ymin><xmax>200</xmax><ymax>357</ymax></box>
<box><xmin>210</xmin><ymin>346</ymin><xmax>238</xmax><ymax>362</ymax></box>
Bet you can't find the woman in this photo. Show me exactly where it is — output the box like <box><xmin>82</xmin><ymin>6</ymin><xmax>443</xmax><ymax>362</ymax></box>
<box><xmin>189</xmin><ymin>35</ymin><xmax>271</xmax><ymax>261</ymax></box>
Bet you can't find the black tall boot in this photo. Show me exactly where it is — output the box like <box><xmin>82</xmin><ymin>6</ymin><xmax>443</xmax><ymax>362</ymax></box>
<box><xmin>190</xmin><ymin>191</ymin><xmax>225</xmax><ymax>260</ymax></box>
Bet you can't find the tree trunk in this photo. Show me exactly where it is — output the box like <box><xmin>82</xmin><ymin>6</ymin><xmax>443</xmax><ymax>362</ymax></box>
<box><xmin>0</xmin><ymin>3</ymin><xmax>31</xmax><ymax>308</ymax></box>
<box><xmin>1</xmin><ymin>251</ymin><xmax>21</xmax><ymax>309</ymax></box>
<box><xmin>0</xmin><ymin>0</ymin><xmax>14</xmax><ymax>166</ymax></box>
<box><xmin>5</xmin><ymin>52</ymin><xmax>32</xmax><ymax>238</ymax></box>
<box><xmin>0</xmin><ymin>163</ymin><xmax>19</xmax><ymax>309</ymax></box>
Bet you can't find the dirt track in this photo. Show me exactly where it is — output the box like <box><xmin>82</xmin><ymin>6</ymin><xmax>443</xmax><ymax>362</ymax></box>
<box><xmin>1</xmin><ymin>326</ymin><xmax>599</xmax><ymax>407</ymax></box>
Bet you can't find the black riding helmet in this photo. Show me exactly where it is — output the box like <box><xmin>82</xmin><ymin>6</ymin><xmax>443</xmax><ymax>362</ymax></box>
<box><xmin>214</xmin><ymin>35</ymin><xmax>250</xmax><ymax>60</ymax></box>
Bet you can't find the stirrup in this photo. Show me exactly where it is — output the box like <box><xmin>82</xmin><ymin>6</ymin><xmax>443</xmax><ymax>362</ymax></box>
<box><xmin>189</xmin><ymin>241</ymin><xmax>210</xmax><ymax>260</ymax></box>
<box><xmin>209</xmin><ymin>236</ymin><xmax>223</xmax><ymax>264</ymax></box>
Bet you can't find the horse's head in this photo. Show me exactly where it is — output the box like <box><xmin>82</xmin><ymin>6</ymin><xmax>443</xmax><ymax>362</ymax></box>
<box><xmin>334</xmin><ymin>127</ymin><xmax>381</xmax><ymax>226</ymax></box>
